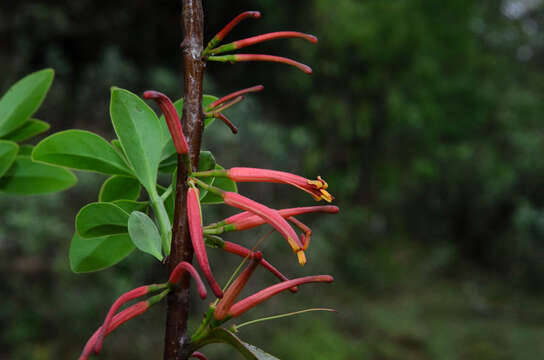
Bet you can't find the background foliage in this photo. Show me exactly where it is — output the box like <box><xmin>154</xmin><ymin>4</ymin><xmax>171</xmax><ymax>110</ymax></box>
<box><xmin>2</xmin><ymin>0</ymin><xmax>544</xmax><ymax>359</ymax></box>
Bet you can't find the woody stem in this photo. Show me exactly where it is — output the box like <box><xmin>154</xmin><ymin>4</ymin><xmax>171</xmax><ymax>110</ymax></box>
<box><xmin>163</xmin><ymin>1</ymin><xmax>204</xmax><ymax>360</ymax></box>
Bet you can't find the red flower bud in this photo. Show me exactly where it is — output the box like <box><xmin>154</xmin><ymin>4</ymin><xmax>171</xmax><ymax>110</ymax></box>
<box><xmin>206</xmin><ymin>11</ymin><xmax>261</xmax><ymax>51</ymax></box>
<box><xmin>143</xmin><ymin>90</ymin><xmax>188</xmax><ymax>154</ymax></box>
<box><xmin>208</xmin><ymin>32</ymin><xmax>317</xmax><ymax>56</ymax></box>
<box><xmin>222</xmin><ymin>241</ymin><xmax>298</xmax><ymax>293</ymax></box>
<box><xmin>214</xmin><ymin>252</ymin><xmax>263</xmax><ymax>320</ymax></box>
<box><xmin>79</xmin><ymin>301</ymin><xmax>149</xmax><ymax>360</ymax></box>
<box><xmin>188</xmin><ymin>186</ymin><xmax>223</xmax><ymax>298</ymax></box>
<box><xmin>223</xmin><ymin>205</ymin><xmax>339</xmax><ymax>231</ymax></box>
<box><xmin>228</xmin><ymin>275</ymin><xmax>334</xmax><ymax>318</ymax></box>
<box><xmin>94</xmin><ymin>284</ymin><xmax>164</xmax><ymax>354</ymax></box>
<box><xmin>168</xmin><ymin>261</ymin><xmax>208</xmax><ymax>300</ymax></box>
<box><xmin>207</xmin><ymin>54</ymin><xmax>312</xmax><ymax>74</ymax></box>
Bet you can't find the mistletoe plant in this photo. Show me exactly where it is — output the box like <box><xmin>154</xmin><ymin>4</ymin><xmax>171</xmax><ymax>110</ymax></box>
<box><xmin>5</xmin><ymin>3</ymin><xmax>339</xmax><ymax>360</ymax></box>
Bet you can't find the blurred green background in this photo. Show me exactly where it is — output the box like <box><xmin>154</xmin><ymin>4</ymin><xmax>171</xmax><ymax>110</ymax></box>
<box><xmin>2</xmin><ymin>0</ymin><xmax>544</xmax><ymax>359</ymax></box>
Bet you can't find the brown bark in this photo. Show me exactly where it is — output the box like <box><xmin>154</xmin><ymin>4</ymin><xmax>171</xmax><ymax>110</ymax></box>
<box><xmin>164</xmin><ymin>1</ymin><xmax>204</xmax><ymax>359</ymax></box>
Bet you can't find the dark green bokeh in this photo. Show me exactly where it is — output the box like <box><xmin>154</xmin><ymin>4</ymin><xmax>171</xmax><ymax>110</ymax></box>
<box><xmin>2</xmin><ymin>0</ymin><xmax>544</xmax><ymax>359</ymax></box>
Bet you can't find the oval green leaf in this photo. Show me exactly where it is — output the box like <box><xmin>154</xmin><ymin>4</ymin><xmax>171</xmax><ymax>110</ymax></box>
<box><xmin>69</xmin><ymin>232</ymin><xmax>135</xmax><ymax>273</ymax></box>
<box><xmin>76</xmin><ymin>202</ymin><xmax>130</xmax><ymax>238</ymax></box>
<box><xmin>0</xmin><ymin>69</ymin><xmax>54</xmax><ymax>137</ymax></box>
<box><xmin>0</xmin><ymin>156</ymin><xmax>76</xmax><ymax>194</ymax></box>
<box><xmin>32</xmin><ymin>129</ymin><xmax>131</xmax><ymax>175</ymax></box>
<box><xmin>110</xmin><ymin>88</ymin><xmax>163</xmax><ymax>192</ymax></box>
<box><xmin>0</xmin><ymin>140</ymin><xmax>19</xmax><ymax>177</ymax></box>
<box><xmin>128</xmin><ymin>211</ymin><xmax>163</xmax><ymax>261</ymax></box>
<box><xmin>99</xmin><ymin>175</ymin><xmax>141</xmax><ymax>202</ymax></box>
<box><xmin>1</xmin><ymin>118</ymin><xmax>50</xmax><ymax>142</ymax></box>
<box><xmin>18</xmin><ymin>144</ymin><xmax>34</xmax><ymax>156</ymax></box>
<box><xmin>112</xmin><ymin>200</ymin><xmax>148</xmax><ymax>213</ymax></box>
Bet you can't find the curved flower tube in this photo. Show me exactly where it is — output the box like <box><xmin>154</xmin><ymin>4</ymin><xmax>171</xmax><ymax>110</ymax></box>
<box><xmin>143</xmin><ymin>90</ymin><xmax>188</xmax><ymax>154</ymax></box>
<box><xmin>168</xmin><ymin>261</ymin><xmax>208</xmax><ymax>300</ymax></box>
<box><xmin>207</xmin><ymin>54</ymin><xmax>312</xmax><ymax>74</ymax></box>
<box><xmin>228</xmin><ymin>275</ymin><xmax>334</xmax><ymax>318</ymax></box>
<box><xmin>207</xmin><ymin>32</ymin><xmax>318</xmax><ymax>56</ymax></box>
<box><xmin>193</xmin><ymin>168</ymin><xmax>333</xmax><ymax>202</ymax></box>
<box><xmin>188</xmin><ymin>186</ymin><xmax>224</xmax><ymax>298</ymax></box>
<box><xmin>94</xmin><ymin>283</ymin><xmax>167</xmax><ymax>353</ymax></box>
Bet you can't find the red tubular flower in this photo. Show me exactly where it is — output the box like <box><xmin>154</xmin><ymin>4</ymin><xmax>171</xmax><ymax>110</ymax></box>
<box><xmin>168</xmin><ymin>261</ymin><xmax>208</xmax><ymax>300</ymax></box>
<box><xmin>191</xmin><ymin>352</ymin><xmax>208</xmax><ymax>360</ymax></box>
<box><xmin>207</xmin><ymin>85</ymin><xmax>264</xmax><ymax>110</ymax></box>
<box><xmin>222</xmin><ymin>241</ymin><xmax>298</xmax><ymax>293</ymax></box>
<box><xmin>229</xmin><ymin>168</ymin><xmax>332</xmax><ymax>201</ymax></box>
<box><xmin>208</xmin><ymin>11</ymin><xmax>261</xmax><ymax>48</ymax></box>
<box><xmin>195</xmin><ymin>167</ymin><xmax>333</xmax><ymax>202</ymax></box>
<box><xmin>79</xmin><ymin>301</ymin><xmax>149</xmax><ymax>360</ymax></box>
<box><xmin>228</xmin><ymin>275</ymin><xmax>334</xmax><ymax>318</ymax></box>
<box><xmin>207</xmin><ymin>54</ymin><xmax>312</xmax><ymax>74</ymax></box>
<box><xmin>208</xmin><ymin>32</ymin><xmax>318</xmax><ymax>56</ymax></box>
<box><xmin>222</xmin><ymin>191</ymin><xmax>307</xmax><ymax>265</ymax></box>
<box><xmin>143</xmin><ymin>90</ymin><xmax>188</xmax><ymax>154</ymax></box>
<box><xmin>214</xmin><ymin>252</ymin><xmax>263</xmax><ymax>320</ymax></box>
<box><xmin>94</xmin><ymin>284</ymin><xmax>165</xmax><ymax>353</ymax></box>
<box><xmin>188</xmin><ymin>186</ymin><xmax>224</xmax><ymax>298</ymax></box>
<box><xmin>219</xmin><ymin>205</ymin><xmax>339</xmax><ymax>231</ymax></box>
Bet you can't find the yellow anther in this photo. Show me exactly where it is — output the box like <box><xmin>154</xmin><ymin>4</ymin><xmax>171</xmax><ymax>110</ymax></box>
<box><xmin>320</xmin><ymin>189</ymin><xmax>333</xmax><ymax>203</ymax></box>
<box><xmin>287</xmin><ymin>237</ymin><xmax>301</xmax><ymax>253</ymax></box>
<box><xmin>296</xmin><ymin>250</ymin><xmax>307</xmax><ymax>266</ymax></box>
<box><xmin>317</xmin><ymin>176</ymin><xmax>328</xmax><ymax>189</ymax></box>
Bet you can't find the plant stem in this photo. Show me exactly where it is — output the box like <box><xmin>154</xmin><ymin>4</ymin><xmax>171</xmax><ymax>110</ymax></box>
<box><xmin>149</xmin><ymin>191</ymin><xmax>172</xmax><ymax>255</ymax></box>
<box><xmin>164</xmin><ymin>1</ymin><xmax>204</xmax><ymax>359</ymax></box>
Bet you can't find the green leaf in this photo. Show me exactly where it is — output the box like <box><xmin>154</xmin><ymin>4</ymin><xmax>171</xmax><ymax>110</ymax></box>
<box><xmin>99</xmin><ymin>175</ymin><xmax>141</xmax><ymax>202</ymax></box>
<box><xmin>18</xmin><ymin>145</ymin><xmax>34</xmax><ymax>156</ymax></box>
<box><xmin>0</xmin><ymin>140</ymin><xmax>19</xmax><ymax>177</ymax></box>
<box><xmin>128</xmin><ymin>211</ymin><xmax>163</xmax><ymax>261</ymax></box>
<box><xmin>200</xmin><ymin>164</ymin><xmax>237</xmax><ymax>204</ymax></box>
<box><xmin>0</xmin><ymin>69</ymin><xmax>54</xmax><ymax>137</ymax></box>
<box><xmin>203</xmin><ymin>94</ymin><xmax>219</xmax><ymax>128</ymax></box>
<box><xmin>32</xmin><ymin>130</ymin><xmax>131</xmax><ymax>175</ymax></box>
<box><xmin>112</xmin><ymin>199</ymin><xmax>148</xmax><ymax>213</ymax></box>
<box><xmin>195</xmin><ymin>328</ymin><xmax>279</xmax><ymax>360</ymax></box>
<box><xmin>157</xmin><ymin>184</ymin><xmax>175</xmax><ymax>222</ymax></box>
<box><xmin>76</xmin><ymin>202</ymin><xmax>130</xmax><ymax>238</ymax></box>
<box><xmin>69</xmin><ymin>232</ymin><xmax>135</xmax><ymax>273</ymax></box>
<box><xmin>110</xmin><ymin>88</ymin><xmax>163</xmax><ymax>192</ymax></box>
<box><xmin>0</xmin><ymin>156</ymin><xmax>76</xmax><ymax>194</ymax></box>
<box><xmin>1</xmin><ymin>119</ymin><xmax>49</xmax><ymax>142</ymax></box>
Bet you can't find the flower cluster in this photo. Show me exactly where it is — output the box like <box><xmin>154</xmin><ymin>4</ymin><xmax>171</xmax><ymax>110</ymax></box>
<box><xmin>78</xmin><ymin>10</ymin><xmax>336</xmax><ymax>359</ymax></box>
